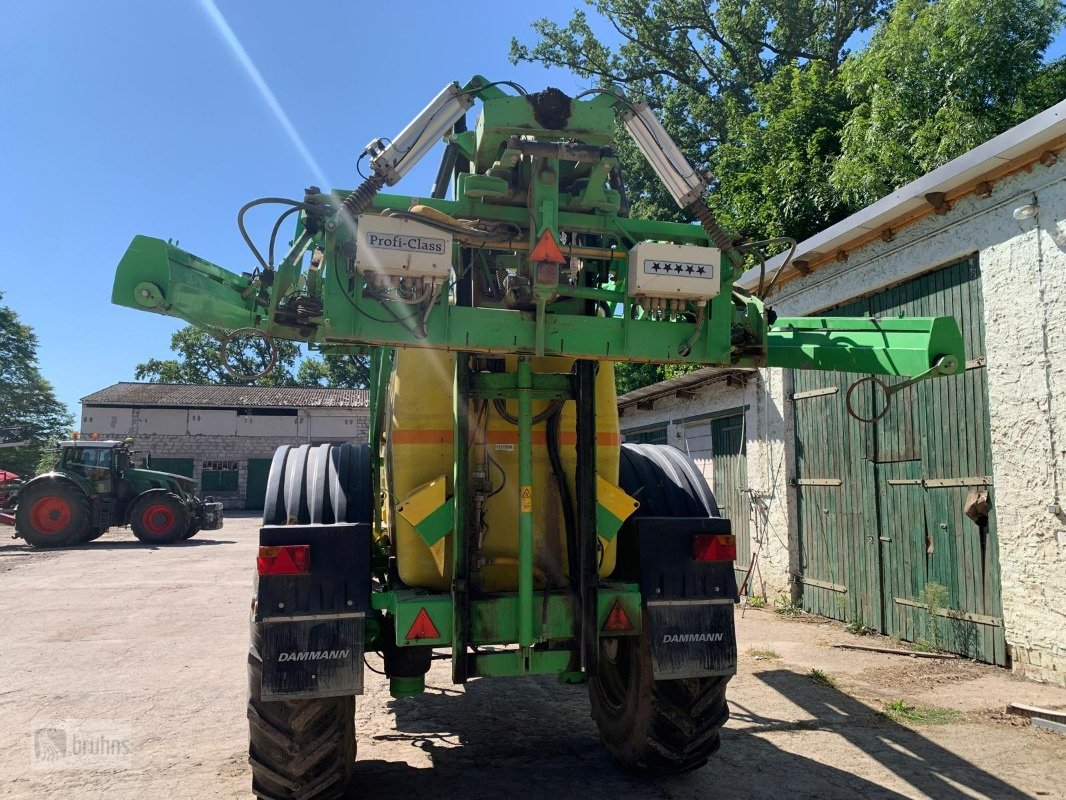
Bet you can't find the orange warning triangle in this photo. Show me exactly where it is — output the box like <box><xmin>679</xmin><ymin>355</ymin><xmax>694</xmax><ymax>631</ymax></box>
<box><xmin>529</xmin><ymin>228</ymin><xmax>566</xmax><ymax>264</ymax></box>
<box><xmin>406</xmin><ymin>608</ymin><xmax>441</xmax><ymax>640</ymax></box>
<box><xmin>602</xmin><ymin>600</ymin><xmax>633</xmax><ymax>633</ymax></box>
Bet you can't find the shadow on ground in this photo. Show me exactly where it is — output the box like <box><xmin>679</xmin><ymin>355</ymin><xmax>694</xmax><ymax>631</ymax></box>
<box><xmin>351</xmin><ymin>666</ymin><xmax>1026</xmax><ymax>800</ymax></box>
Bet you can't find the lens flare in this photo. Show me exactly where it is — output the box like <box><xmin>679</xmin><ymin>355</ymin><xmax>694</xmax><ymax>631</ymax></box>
<box><xmin>197</xmin><ymin>0</ymin><xmax>330</xmax><ymax>188</ymax></box>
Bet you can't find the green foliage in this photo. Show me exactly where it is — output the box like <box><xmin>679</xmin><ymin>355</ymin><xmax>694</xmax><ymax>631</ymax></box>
<box><xmin>831</xmin><ymin>0</ymin><xmax>1066</xmax><ymax>206</ymax></box>
<box><xmin>135</xmin><ymin>326</ymin><xmax>302</xmax><ymax>386</ymax></box>
<box><xmin>296</xmin><ymin>354</ymin><xmax>372</xmax><ymax>389</ymax></box>
<box><xmin>774</xmin><ymin>593</ymin><xmax>801</xmax><ymax>616</ymax></box>
<box><xmin>882</xmin><ymin>699</ymin><xmax>962</xmax><ymax>724</ymax></box>
<box><xmin>809</xmin><ymin>668</ymin><xmax>837</xmax><ymax>688</ymax></box>
<box><xmin>747</xmin><ymin>647</ymin><xmax>780</xmax><ymax>658</ymax></box>
<box><xmin>916</xmin><ymin>582</ymin><xmax>950</xmax><ymax>652</ymax></box>
<box><xmin>714</xmin><ymin>62</ymin><xmax>850</xmax><ymax>242</ymax></box>
<box><xmin>0</xmin><ymin>291</ymin><xmax>73</xmax><ymax>477</ymax></box>
<box><xmin>746</xmin><ymin>594</ymin><xmax>768</xmax><ymax>609</ymax></box>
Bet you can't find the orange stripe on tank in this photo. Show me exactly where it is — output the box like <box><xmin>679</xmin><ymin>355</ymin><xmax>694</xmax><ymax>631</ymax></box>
<box><xmin>391</xmin><ymin>429</ymin><xmax>455</xmax><ymax>444</ymax></box>
<box><xmin>393</xmin><ymin>430</ymin><xmax>621</xmax><ymax>446</ymax></box>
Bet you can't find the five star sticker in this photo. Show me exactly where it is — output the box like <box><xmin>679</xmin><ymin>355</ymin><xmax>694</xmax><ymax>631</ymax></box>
<box><xmin>646</xmin><ymin>261</ymin><xmax>709</xmax><ymax>276</ymax></box>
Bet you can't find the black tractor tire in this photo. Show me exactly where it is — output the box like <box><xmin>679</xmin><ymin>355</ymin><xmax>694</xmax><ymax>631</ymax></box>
<box><xmin>588</xmin><ymin>442</ymin><xmax>731</xmax><ymax>775</ymax></box>
<box><xmin>247</xmin><ymin>442</ymin><xmax>369</xmax><ymax>800</ymax></box>
<box><xmin>80</xmin><ymin>527</ymin><xmax>107</xmax><ymax>543</ymax></box>
<box><xmin>15</xmin><ymin>478</ymin><xmax>91</xmax><ymax>548</ymax></box>
<box><xmin>248</xmin><ymin>624</ymin><xmax>355</xmax><ymax>800</ymax></box>
<box><xmin>183</xmin><ymin>520</ymin><xmax>200</xmax><ymax>540</ymax></box>
<box><xmin>263</xmin><ymin>442</ymin><xmax>372</xmax><ymax>525</ymax></box>
<box><xmin>129</xmin><ymin>490</ymin><xmax>191</xmax><ymax>545</ymax></box>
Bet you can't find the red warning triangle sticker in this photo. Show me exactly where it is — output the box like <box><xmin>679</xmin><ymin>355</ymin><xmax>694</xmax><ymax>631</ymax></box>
<box><xmin>602</xmin><ymin>600</ymin><xmax>633</xmax><ymax>632</ymax></box>
<box><xmin>406</xmin><ymin>608</ymin><xmax>441</xmax><ymax>640</ymax></box>
<box><xmin>529</xmin><ymin>228</ymin><xmax>566</xmax><ymax>264</ymax></box>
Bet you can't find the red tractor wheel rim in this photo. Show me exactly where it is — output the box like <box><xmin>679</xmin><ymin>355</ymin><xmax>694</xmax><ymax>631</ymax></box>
<box><xmin>142</xmin><ymin>503</ymin><xmax>176</xmax><ymax>535</ymax></box>
<box><xmin>30</xmin><ymin>497</ymin><xmax>72</xmax><ymax>534</ymax></box>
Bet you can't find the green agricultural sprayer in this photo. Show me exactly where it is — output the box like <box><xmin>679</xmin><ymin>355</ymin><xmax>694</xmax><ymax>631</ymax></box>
<box><xmin>111</xmin><ymin>76</ymin><xmax>964</xmax><ymax>799</ymax></box>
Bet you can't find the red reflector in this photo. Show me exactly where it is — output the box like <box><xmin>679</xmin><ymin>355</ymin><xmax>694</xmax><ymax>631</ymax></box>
<box><xmin>406</xmin><ymin>608</ymin><xmax>441</xmax><ymax>640</ymax></box>
<box><xmin>693</xmin><ymin>534</ymin><xmax>736</xmax><ymax>562</ymax></box>
<box><xmin>257</xmin><ymin>545</ymin><xmax>311</xmax><ymax>575</ymax></box>
<box><xmin>602</xmin><ymin>599</ymin><xmax>633</xmax><ymax>633</ymax></box>
<box><xmin>529</xmin><ymin>228</ymin><xmax>566</xmax><ymax>264</ymax></box>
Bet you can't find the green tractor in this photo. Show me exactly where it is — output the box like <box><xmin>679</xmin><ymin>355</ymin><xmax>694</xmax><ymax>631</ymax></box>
<box><xmin>13</xmin><ymin>439</ymin><xmax>223</xmax><ymax>547</ymax></box>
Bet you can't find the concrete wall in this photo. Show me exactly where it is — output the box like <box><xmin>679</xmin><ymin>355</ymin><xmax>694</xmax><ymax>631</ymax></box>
<box><xmin>80</xmin><ymin>404</ymin><xmax>370</xmax><ymax>509</ymax></box>
<box><xmin>621</xmin><ymin>156</ymin><xmax>1066</xmax><ymax>684</ymax></box>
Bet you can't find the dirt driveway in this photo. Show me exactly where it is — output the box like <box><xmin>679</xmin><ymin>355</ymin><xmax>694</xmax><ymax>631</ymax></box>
<box><xmin>1</xmin><ymin>513</ymin><xmax>1063</xmax><ymax>799</ymax></box>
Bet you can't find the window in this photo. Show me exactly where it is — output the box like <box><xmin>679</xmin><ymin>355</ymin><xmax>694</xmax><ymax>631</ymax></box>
<box><xmin>201</xmin><ymin>460</ymin><xmax>239</xmax><ymax>492</ymax></box>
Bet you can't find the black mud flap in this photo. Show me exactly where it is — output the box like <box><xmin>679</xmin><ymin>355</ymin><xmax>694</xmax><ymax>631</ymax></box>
<box><xmin>256</xmin><ymin>522</ymin><xmax>371</xmax><ymax>699</ymax></box>
<box><xmin>634</xmin><ymin>516</ymin><xmax>739</xmax><ymax>681</ymax></box>
<box><xmin>260</xmin><ymin>615</ymin><xmax>365</xmax><ymax>700</ymax></box>
<box><xmin>646</xmin><ymin>600</ymin><xmax>737</xmax><ymax>679</ymax></box>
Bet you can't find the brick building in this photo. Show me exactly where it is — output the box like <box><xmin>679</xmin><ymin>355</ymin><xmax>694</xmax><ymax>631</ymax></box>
<box><xmin>80</xmin><ymin>383</ymin><xmax>370</xmax><ymax>510</ymax></box>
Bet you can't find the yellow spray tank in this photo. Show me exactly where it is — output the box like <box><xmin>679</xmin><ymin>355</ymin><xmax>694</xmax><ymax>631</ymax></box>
<box><xmin>386</xmin><ymin>349</ymin><xmax>620</xmax><ymax>591</ymax></box>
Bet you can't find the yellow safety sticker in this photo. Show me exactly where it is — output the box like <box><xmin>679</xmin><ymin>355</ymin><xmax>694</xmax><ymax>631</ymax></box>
<box><xmin>520</xmin><ymin>485</ymin><xmax>533</xmax><ymax>512</ymax></box>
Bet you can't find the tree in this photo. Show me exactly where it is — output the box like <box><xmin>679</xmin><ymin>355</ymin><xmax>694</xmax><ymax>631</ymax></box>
<box><xmin>713</xmin><ymin>62</ymin><xmax>850</xmax><ymax>242</ymax></box>
<box><xmin>135</xmin><ymin>326</ymin><xmax>303</xmax><ymax>387</ymax></box>
<box><xmin>511</xmin><ymin>0</ymin><xmax>885</xmax><ymax>221</ymax></box>
<box><xmin>136</xmin><ymin>326</ymin><xmax>372</xmax><ymax>389</ymax></box>
<box><xmin>0</xmin><ymin>292</ymin><xmax>73</xmax><ymax>477</ymax></box>
<box><xmin>296</xmin><ymin>354</ymin><xmax>371</xmax><ymax>389</ymax></box>
<box><xmin>831</xmin><ymin>0</ymin><xmax>1066</xmax><ymax>206</ymax></box>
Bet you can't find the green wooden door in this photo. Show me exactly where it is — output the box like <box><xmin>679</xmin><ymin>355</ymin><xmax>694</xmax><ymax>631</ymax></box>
<box><xmin>792</xmin><ymin>256</ymin><xmax>1004</xmax><ymax>664</ymax></box>
<box><xmin>709</xmin><ymin>415</ymin><xmax>751</xmax><ymax>583</ymax></box>
<box><xmin>245</xmin><ymin>458</ymin><xmax>273</xmax><ymax>510</ymax></box>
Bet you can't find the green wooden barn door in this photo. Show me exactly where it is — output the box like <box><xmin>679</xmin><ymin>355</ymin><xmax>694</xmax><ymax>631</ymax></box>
<box><xmin>792</xmin><ymin>256</ymin><xmax>1003</xmax><ymax>664</ymax></box>
<box><xmin>870</xmin><ymin>257</ymin><xmax>1004</xmax><ymax>664</ymax></box>
<box><xmin>245</xmin><ymin>458</ymin><xmax>273</xmax><ymax>510</ymax></box>
<box><xmin>709</xmin><ymin>414</ymin><xmax>750</xmax><ymax>584</ymax></box>
<box><xmin>792</xmin><ymin>296</ymin><xmax>881</xmax><ymax>630</ymax></box>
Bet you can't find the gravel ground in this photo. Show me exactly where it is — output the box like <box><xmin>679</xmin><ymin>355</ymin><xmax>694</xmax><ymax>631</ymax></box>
<box><xmin>1</xmin><ymin>513</ymin><xmax>1063</xmax><ymax>800</ymax></box>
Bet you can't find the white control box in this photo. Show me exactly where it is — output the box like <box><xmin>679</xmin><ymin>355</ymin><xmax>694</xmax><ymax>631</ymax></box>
<box><xmin>627</xmin><ymin>241</ymin><xmax>721</xmax><ymax>300</ymax></box>
<box><xmin>356</xmin><ymin>214</ymin><xmax>452</xmax><ymax>279</ymax></box>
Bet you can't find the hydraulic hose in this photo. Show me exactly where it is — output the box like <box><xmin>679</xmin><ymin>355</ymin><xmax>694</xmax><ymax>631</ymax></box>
<box><xmin>547</xmin><ymin>409</ymin><xmax>579</xmax><ymax>589</ymax></box>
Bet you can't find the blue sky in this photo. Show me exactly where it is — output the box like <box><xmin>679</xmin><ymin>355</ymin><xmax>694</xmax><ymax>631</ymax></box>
<box><xmin>1</xmin><ymin>3</ymin><xmax>1064</xmax><ymax>420</ymax></box>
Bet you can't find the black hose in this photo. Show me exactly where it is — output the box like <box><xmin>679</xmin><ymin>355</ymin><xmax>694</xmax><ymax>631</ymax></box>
<box><xmin>491</xmin><ymin>398</ymin><xmax>564</xmax><ymax>426</ymax></box>
<box><xmin>546</xmin><ymin>409</ymin><xmax>579</xmax><ymax>588</ymax></box>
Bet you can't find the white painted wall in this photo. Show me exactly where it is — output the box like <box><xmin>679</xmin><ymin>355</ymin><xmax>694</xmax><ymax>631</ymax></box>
<box><xmin>236</xmin><ymin>414</ymin><xmax>302</xmax><ymax>438</ymax></box>
<box><xmin>137</xmin><ymin>408</ymin><xmax>188</xmax><ymax>436</ymax></box>
<box><xmin>188</xmin><ymin>410</ymin><xmax>237</xmax><ymax>436</ymax></box>
<box><xmin>81</xmin><ymin>406</ymin><xmax>133</xmax><ymax>436</ymax></box>
<box><xmin>308</xmin><ymin>413</ymin><xmax>364</xmax><ymax>440</ymax></box>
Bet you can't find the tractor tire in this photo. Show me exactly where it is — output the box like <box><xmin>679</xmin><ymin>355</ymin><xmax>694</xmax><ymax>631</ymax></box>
<box><xmin>15</xmin><ymin>478</ymin><xmax>91</xmax><ymax>548</ymax></box>
<box><xmin>129</xmin><ymin>489</ymin><xmax>190</xmax><ymax>545</ymax></box>
<box><xmin>80</xmin><ymin>527</ymin><xmax>107</xmax><ymax>543</ymax></box>
<box><xmin>263</xmin><ymin>442</ymin><xmax>372</xmax><ymax>525</ymax></box>
<box><xmin>248</xmin><ymin>624</ymin><xmax>355</xmax><ymax>800</ymax></box>
<box><xmin>247</xmin><ymin>442</ymin><xmax>369</xmax><ymax>800</ymax></box>
<box><xmin>183</xmin><ymin>520</ymin><xmax>200</xmax><ymax>540</ymax></box>
<box><xmin>588</xmin><ymin>443</ymin><xmax>731</xmax><ymax>775</ymax></box>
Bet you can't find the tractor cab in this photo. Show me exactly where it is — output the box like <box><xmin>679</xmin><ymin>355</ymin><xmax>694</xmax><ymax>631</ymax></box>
<box><xmin>59</xmin><ymin>440</ymin><xmax>122</xmax><ymax>496</ymax></box>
